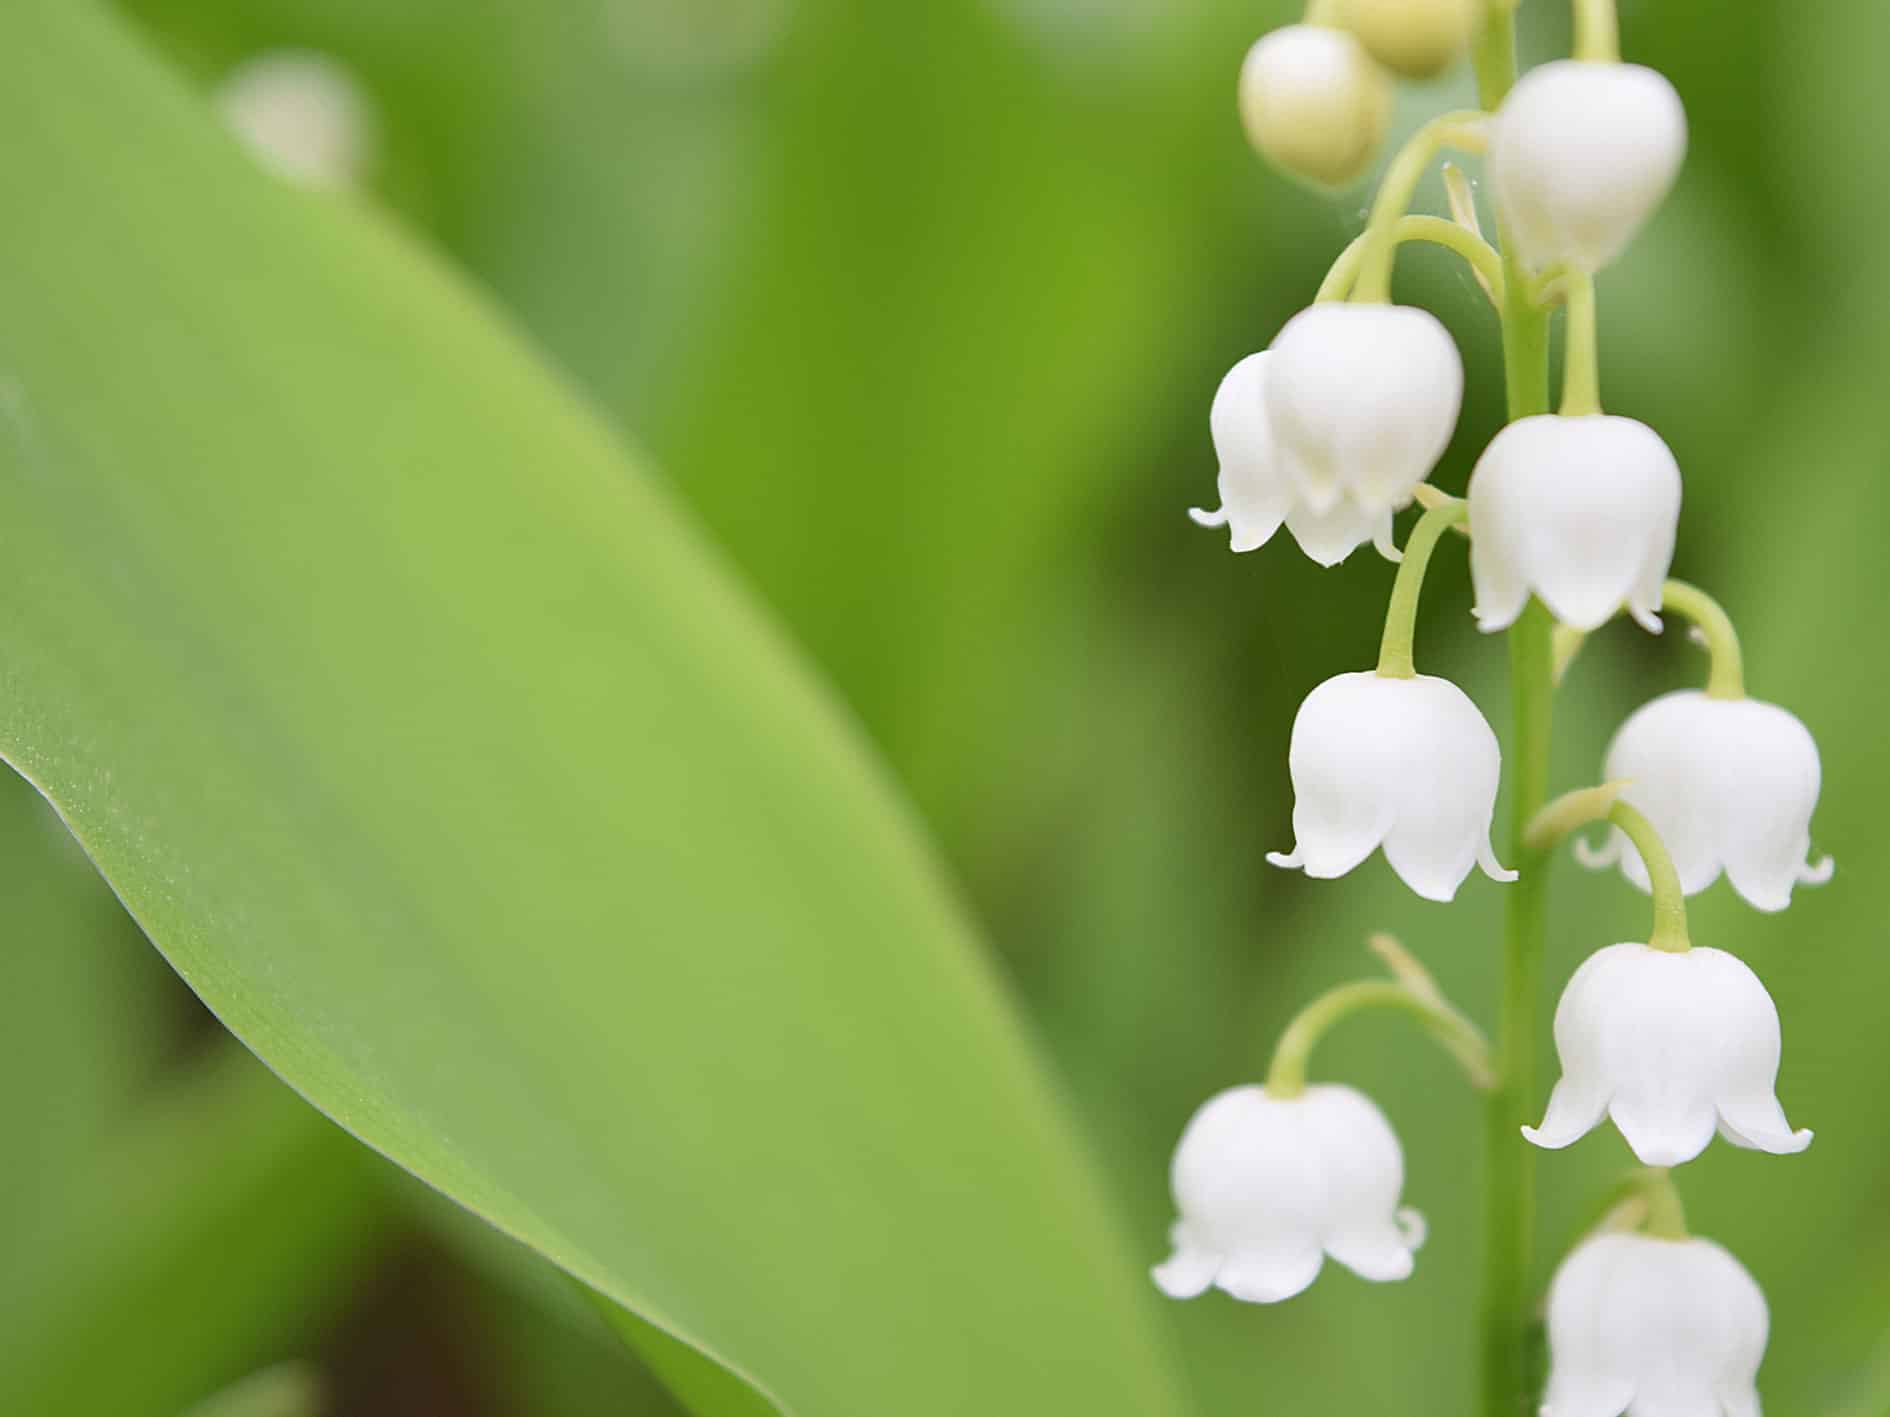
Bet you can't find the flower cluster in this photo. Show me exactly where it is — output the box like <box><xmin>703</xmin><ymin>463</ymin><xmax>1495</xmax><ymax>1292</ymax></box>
<box><xmin>1156</xmin><ymin>2</ymin><xmax>1832</xmax><ymax>1411</ymax></box>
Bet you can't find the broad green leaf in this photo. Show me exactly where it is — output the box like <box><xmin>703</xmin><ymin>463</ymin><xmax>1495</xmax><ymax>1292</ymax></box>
<box><xmin>0</xmin><ymin>6</ymin><xmax>1189</xmax><ymax>1415</ymax></box>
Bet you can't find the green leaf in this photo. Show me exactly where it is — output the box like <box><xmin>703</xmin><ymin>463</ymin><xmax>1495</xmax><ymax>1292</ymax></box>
<box><xmin>0</xmin><ymin>6</ymin><xmax>1189</xmax><ymax>1414</ymax></box>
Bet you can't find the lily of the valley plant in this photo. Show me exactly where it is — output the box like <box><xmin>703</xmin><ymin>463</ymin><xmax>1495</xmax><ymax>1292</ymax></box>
<box><xmin>1169</xmin><ymin>1</ymin><xmax>1830</xmax><ymax>1411</ymax></box>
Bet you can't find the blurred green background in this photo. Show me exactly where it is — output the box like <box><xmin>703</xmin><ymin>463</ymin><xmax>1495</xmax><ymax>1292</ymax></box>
<box><xmin>8</xmin><ymin>0</ymin><xmax>1887</xmax><ymax>1411</ymax></box>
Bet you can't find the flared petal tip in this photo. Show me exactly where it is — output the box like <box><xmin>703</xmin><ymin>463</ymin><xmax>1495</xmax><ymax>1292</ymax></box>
<box><xmin>1627</xmin><ymin>605</ymin><xmax>1663</xmax><ymax>634</ymax></box>
<box><xmin>1473</xmin><ymin>606</ymin><xmax>1520</xmax><ymax>635</ymax></box>
<box><xmin>1151</xmin><ymin>1251</ymin><xmax>1217</xmax><ymax>1301</ymax></box>
<box><xmin>1265</xmin><ymin>848</ymin><xmax>1304</xmax><ymax>872</ymax></box>
<box><xmin>1478</xmin><ymin>839</ymin><xmax>1520</xmax><ymax>884</ymax></box>
<box><xmin>1801</xmin><ymin>854</ymin><xmax>1836</xmax><ymax>886</ymax></box>
<box><xmin>1187</xmin><ymin>505</ymin><xmax>1228</xmax><ymax>529</ymax></box>
<box><xmin>1520</xmin><ymin>1122</ymin><xmax>1580</xmax><ymax>1152</ymax></box>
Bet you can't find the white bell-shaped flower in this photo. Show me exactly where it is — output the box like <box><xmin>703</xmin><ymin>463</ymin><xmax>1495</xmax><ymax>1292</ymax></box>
<box><xmin>1265</xmin><ymin>303</ymin><xmax>1464</xmax><ymax>518</ymax></box>
<box><xmin>1489</xmin><ymin>59</ymin><xmax>1687</xmax><ymax>274</ymax></box>
<box><xmin>1578</xmin><ymin>691</ymin><xmax>1833</xmax><ymax>912</ymax></box>
<box><xmin>1467</xmin><ymin>415</ymin><xmax>1681</xmax><ymax>634</ymax></box>
<box><xmin>1153</xmin><ymin>1084</ymin><xmax>1424</xmax><ymax>1304</ymax></box>
<box><xmin>1542</xmin><ymin>1231</ymin><xmax>1767</xmax><ymax>1417</ymax></box>
<box><xmin>1237</xmin><ymin>25</ymin><xmax>1392</xmax><ymax>190</ymax></box>
<box><xmin>1189</xmin><ymin>352</ymin><xmax>1392</xmax><ymax>566</ymax></box>
<box><xmin>1525</xmin><ymin>942</ymin><xmax>1811</xmax><ymax>1167</ymax></box>
<box><xmin>1267</xmin><ymin>671</ymin><xmax>1514</xmax><ymax>901</ymax></box>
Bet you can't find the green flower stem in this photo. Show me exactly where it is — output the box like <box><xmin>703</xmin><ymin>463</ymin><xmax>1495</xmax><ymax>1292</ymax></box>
<box><xmin>1375</xmin><ymin>501</ymin><xmax>1468</xmax><ymax>679</ymax></box>
<box><xmin>1609</xmin><ymin>800</ymin><xmax>1691</xmax><ymax>952</ymax></box>
<box><xmin>1316</xmin><ymin>215</ymin><xmax>1507</xmax><ymax>305</ymax></box>
<box><xmin>1559</xmin><ymin>271</ymin><xmax>1602</xmax><ymax>416</ymax></box>
<box><xmin>1474</xmin><ymin>6</ymin><xmax>1554</xmax><ymax>1414</ymax></box>
<box><xmin>1305</xmin><ymin>0</ymin><xmax>1343</xmax><ymax>24</ymax></box>
<box><xmin>1522</xmin><ymin>781</ymin><xmax>1628</xmax><ymax>853</ymax></box>
<box><xmin>1573</xmin><ymin>0</ymin><xmax>1622</xmax><ymax>63</ymax></box>
<box><xmin>1350</xmin><ymin>111</ymin><xmax>1491</xmax><ymax>305</ymax></box>
<box><xmin>1523</xmin><ymin>788</ymin><xmax>1690</xmax><ymax>952</ymax></box>
<box><xmin>1661</xmin><ymin>579</ymin><xmax>1746</xmax><ymax>699</ymax></box>
<box><xmin>1637</xmin><ymin>1168</ymin><xmax>1689</xmax><ymax>1240</ymax></box>
<box><xmin>1265</xmin><ymin>979</ymin><xmax>1493</xmax><ymax>1099</ymax></box>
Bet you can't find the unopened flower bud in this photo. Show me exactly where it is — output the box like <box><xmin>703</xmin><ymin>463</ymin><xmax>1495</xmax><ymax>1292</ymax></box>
<box><xmin>1338</xmin><ymin>0</ymin><xmax>1477</xmax><ymax>79</ymax></box>
<box><xmin>1153</xmin><ymin>1084</ymin><xmax>1424</xmax><ymax>1304</ymax></box>
<box><xmin>1238</xmin><ymin>26</ymin><xmax>1393</xmax><ymax>190</ymax></box>
<box><xmin>1543</xmin><ymin>1231</ymin><xmax>1768</xmax><ymax>1416</ymax></box>
<box><xmin>1489</xmin><ymin>59</ymin><xmax>1687</xmax><ymax>273</ymax></box>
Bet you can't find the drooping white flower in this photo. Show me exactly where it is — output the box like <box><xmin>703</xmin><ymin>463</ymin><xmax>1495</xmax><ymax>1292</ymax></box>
<box><xmin>1525</xmin><ymin>942</ymin><xmax>1812</xmax><ymax>1167</ymax></box>
<box><xmin>1237</xmin><ymin>25</ymin><xmax>1392</xmax><ymax>190</ymax></box>
<box><xmin>1189</xmin><ymin>352</ymin><xmax>1393</xmax><ymax>565</ymax></box>
<box><xmin>1489</xmin><ymin>59</ymin><xmax>1687</xmax><ymax>274</ymax></box>
<box><xmin>1542</xmin><ymin>1231</ymin><xmax>1767</xmax><ymax>1417</ymax></box>
<box><xmin>1467</xmin><ymin>415</ymin><xmax>1681</xmax><ymax>634</ymax></box>
<box><xmin>1265</xmin><ymin>304</ymin><xmax>1464</xmax><ymax>518</ymax></box>
<box><xmin>1152</xmin><ymin>1084</ymin><xmax>1424</xmax><ymax>1304</ymax></box>
<box><xmin>1267</xmin><ymin>671</ymin><xmax>1514</xmax><ymax>901</ymax></box>
<box><xmin>217</xmin><ymin>51</ymin><xmax>376</xmax><ymax>191</ymax></box>
<box><xmin>1337</xmin><ymin>0</ymin><xmax>1477</xmax><ymax>79</ymax></box>
<box><xmin>1577</xmin><ymin>691</ymin><xmax>1833</xmax><ymax>912</ymax></box>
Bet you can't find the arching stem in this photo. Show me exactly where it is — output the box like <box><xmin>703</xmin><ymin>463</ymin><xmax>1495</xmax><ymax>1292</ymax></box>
<box><xmin>1317</xmin><ymin>215</ymin><xmax>1506</xmax><ymax>305</ymax></box>
<box><xmin>1350</xmin><ymin>112</ymin><xmax>1491</xmax><ymax>305</ymax></box>
<box><xmin>1265</xmin><ymin>938</ymin><xmax>1492</xmax><ymax>1097</ymax></box>
<box><xmin>1526</xmin><ymin>786</ymin><xmax>1691</xmax><ymax>952</ymax></box>
<box><xmin>1638</xmin><ymin>1168</ymin><xmax>1689</xmax><ymax>1240</ymax></box>
<box><xmin>1661</xmin><ymin>579</ymin><xmax>1746</xmax><ymax>699</ymax></box>
<box><xmin>1376</xmin><ymin>501</ymin><xmax>1468</xmax><ymax>679</ymax></box>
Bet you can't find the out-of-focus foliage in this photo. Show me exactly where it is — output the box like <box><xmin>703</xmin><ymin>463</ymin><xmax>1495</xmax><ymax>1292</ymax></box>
<box><xmin>8</xmin><ymin>0</ymin><xmax>1883</xmax><ymax>1410</ymax></box>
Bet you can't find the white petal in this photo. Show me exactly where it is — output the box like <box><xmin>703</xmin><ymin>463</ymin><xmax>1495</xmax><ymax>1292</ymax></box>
<box><xmin>1266</xmin><ymin>304</ymin><xmax>1463</xmax><ymax>514</ymax></box>
<box><xmin>1377</xmin><ymin>675</ymin><xmax>1508</xmax><ymax>900</ymax></box>
<box><xmin>1490</xmin><ymin>61</ymin><xmax>1687</xmax><ymax>274</ymax></box>
<box><xmin>1708</xmin><ymin>698</ymin><xmax>1827</xmax><ymax>912</ymax></box>
<box><xmin>1150</xmin><ymin>1244</ymin><xmax>1219</xmax><ymax>1300</ymax></box>
<box><xmin>1602</xmin><ymin>693</ymin><xmax>1740</xmax><ymax>896</ymax></box>
<box><xmin>1607</xmin><ymin>1091</ymin><xmax>1718</xmax><ymax>1168</ymax></box>
<box><xmin>1215</xmin><ymin>1244</ymin><xmax>1326</xmax><ymax>1303</ymax></box>
<box><xmin>1201</xmin><ymin>353</ymin><xmax>1293</xmax><ymax>554</ymax></box>
<box><xmin>1716</xmin><ymin>1092</ymin><xmax>1813</xmax><ymax>1155</ymax></box>
<box><xmin>1545</xmin><ymin>1233</ymin><xmax>1769</xmax><ymax>1416</ymax></box>
<box><xmin>1237</xmin><ymin>26</ymin><xmax>1391</xmax><ymax>190</ymax></box>
<box><xmin>1284</xmin><ymin>497</ymin><xmax>1383</xmax><ymax>567</ymax></box>
<box><xmin>1466</xmin><ymin>416</ymin><xmax>1682</xmax><ymax>633</ymax></box>
<box><xmin>1299</xmin><ymin>1086</ymin><xmax>1421</xmax><ymax>1284</ymax></box>
<box><xmin>1522</xmin><ymin>1075</ymin><xmax>1611</xmax><ymax>1151</ymax></box>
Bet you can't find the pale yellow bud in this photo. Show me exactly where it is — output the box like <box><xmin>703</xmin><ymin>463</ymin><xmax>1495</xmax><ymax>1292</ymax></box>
<box><xmin>1339</xmin><ymin>0</ymin><xmax>1478</xmax><ymax>79</ymax></box>
<box><xmin>1238</xmin><ymin>26</ymin><xmax>1393</xmax><ymax>190</ymax></box>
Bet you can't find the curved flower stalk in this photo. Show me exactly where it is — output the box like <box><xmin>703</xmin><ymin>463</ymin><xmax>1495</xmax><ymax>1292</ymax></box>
<box><xmin>1489</xmin><ymin>59</ymin><xmax>1687</xmax><ymax>275</ymax></box>
<box><xmin>1189</xmin><ymin>352</ymin><xmax>1397</xmax><ymax>565</ymax></box>
<box><xmin>1467</xmin><ymin>414</ymin><xmax>1681</xmax><ymax>633</ymax></box>
<box><xmin>1542</xmin><ymin>1230</ymin><xmax>1768</xmax><ymax>1416</ymax></box>
<box><xmin>1578</xmin><ymin>581</ymin><xmax>1834</xmax><ymax>912</ymax></box>
<box><xmin>1525</xmin><ymin>941</ymin><xmax>1812</xmax><ymax>1166</ymax></box>
<box><xmin>1237</xmin><ymin>25</ymin><xmax>1391</xmax><ymax>190</ymax></box>
<box><xmin>1153</xmin><ymin>1083</ymin><xmax>1425</xmax><ymax>1303</ymax></box>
